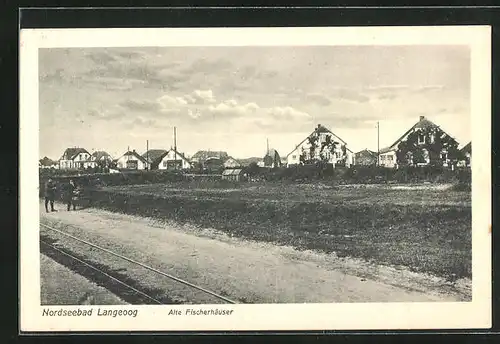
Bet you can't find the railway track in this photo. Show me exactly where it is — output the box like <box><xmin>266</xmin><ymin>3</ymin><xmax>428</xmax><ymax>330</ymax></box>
<box><xmin>40</xmin><ymin>222</ymin><xmax>238</xmax><ymax>305</ymax></box>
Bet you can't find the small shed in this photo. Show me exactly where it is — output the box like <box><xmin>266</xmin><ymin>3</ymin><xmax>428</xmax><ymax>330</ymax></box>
<box><xmin>221</xmin><ymin>168</ymin><xmax>245</xmax><ymax>182</ymax></box>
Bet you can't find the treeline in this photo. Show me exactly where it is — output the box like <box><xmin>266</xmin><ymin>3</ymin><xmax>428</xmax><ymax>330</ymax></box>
<box><xmin>39</xmin><ymin>164</ymin><xmax>471</xmax><ymax>198</ymax></box>
<box><xmin>39</xmin><ymin>169</ymin><xmax>186</xmax><ymax>197</ymax></box>
<box><xmin>246</xmin><ymin>164</ymin><xmax>471</xmax><ymax>185</ymax></box>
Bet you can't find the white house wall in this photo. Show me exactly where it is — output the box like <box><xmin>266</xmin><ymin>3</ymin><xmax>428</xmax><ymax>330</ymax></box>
<box><xmin>223</xmin><ymin>159</ymin><xmax>240</xmax><ymax>168</ymax></box>
<box><xmin>287</xmin><ymin>147</ymin><xmax>301</xmax><ymax>166</ymax></box>
<box><xmin>379</xmin><ymin>151</ymin><xmax>397</xmax><ymax>168</ymax></box>
<box><xmin>74</xmin><ymin>152</ymin><xmax>91</xmax><ymax>162</ymax></box>
<box><xmin>116</xmin><ymin>155</ymin><xmax>148</xmax><ymax>170</ymax></box>
<box><xmin>286</xmin><ymin>141</ymin><xmax>353</xmax><ymax>167</ymax></box>
<box><xmin>59</xmin><ymin>159</ymin><xmax>74</xmax><ymax>169</ymax></box>
<box><xmin>158</xmin><ymin>151</ymin><xmax>191</xmax><ymax>170</ymax></box>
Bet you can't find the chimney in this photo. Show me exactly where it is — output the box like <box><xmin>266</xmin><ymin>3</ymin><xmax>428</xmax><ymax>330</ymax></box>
<box><xmin>419</xmin><ymin>116</ymin><xmax>425</xmax><ymax>121</ymax></box>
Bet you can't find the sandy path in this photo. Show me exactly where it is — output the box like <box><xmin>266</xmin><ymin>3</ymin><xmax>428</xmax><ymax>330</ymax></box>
<box><xmin>40</xmin><ymin>254</ymin><xmax>128</xmax><ymax>305</ymax></box>
<box><xmin>39</xmin><ymin>201</ymin><xmax>464</xmax><ymax>303</ymax></box>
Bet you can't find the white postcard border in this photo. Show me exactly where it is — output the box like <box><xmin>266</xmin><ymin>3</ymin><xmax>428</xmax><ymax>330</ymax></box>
<box><xmin>20</xmin><ymin>26</ymin><xmax>492</xmax><ymax>332</ymax></box>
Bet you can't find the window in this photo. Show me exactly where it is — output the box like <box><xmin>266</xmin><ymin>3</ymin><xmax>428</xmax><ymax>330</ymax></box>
<box><xmin>430</xmin><ymin>134</ymin><xmax>435</xmax><ymax>143</ymax></box>
<box><xmin>126</xmin><ymin>160</ymin><xmax>138</xmax><ymax>169</ymax></box>
<box><xmin>166</xmin><ymin>160</ymin><xmax>182</xmax><ymax>170</ymax></box>
<box><xmin>292</xmin><ymin>155</ymin><xmax>296</xmax><ymax>159</ymax></box>
<box><xmin>422</xmin><ymin>149</ymin><xmax>430</xmax><ymax>163</ymax></box>
<box><xmin>163</xmin><ymin>161</ymin><xmax>168</xmax><ymax>167</ymax></box>
<box><xmin>387</xmin><ymin>155</ymin><xmax>393</xmax><ymax>161</ymax></box>
<box><xmin>441</xmin><ymin>153</ymin><xmax>448</xmax><ymax>161</ymax></box>
<box><xmin>418</xmin><ymin>134</ymin><xmax>426</xmax><ymax>144</ymax></box>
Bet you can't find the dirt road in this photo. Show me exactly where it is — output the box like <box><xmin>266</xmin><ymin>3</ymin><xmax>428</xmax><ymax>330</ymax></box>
<box><xmin>39</xmin><ymin>201</ymin><xmax>470</xmax><ymax>304</ymax></box>
<box><xmin>40</xmin><ymin>254</ymin><xmax>128</xmax><ymax>305</ymax></box>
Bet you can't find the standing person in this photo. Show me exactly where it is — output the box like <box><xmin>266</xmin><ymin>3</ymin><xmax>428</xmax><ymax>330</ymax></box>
<box><xmin>44</xmin><ymin>178</ymin><xmax>57</xmax><ymax>213</ymax></box>
<box><xmin>63</xmin><ymin>179</ymin><xmax>77</xmax><ymax>211</ymax></box>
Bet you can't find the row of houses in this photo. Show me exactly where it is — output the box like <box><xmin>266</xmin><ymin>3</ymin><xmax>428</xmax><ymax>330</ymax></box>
<box><xmin>40</xmin><ymin>116</ymin><xmax>472</xmax><ymax>172</ymax></box>
<box><xmin>39</xmin><ymin>149</ymin><xmax>113</xmax><ymax>169</ymax></box>
<box><xmin>354</xmin><ymin>116</ymin><xmax>471</xmax><ymax>168</ymax></box>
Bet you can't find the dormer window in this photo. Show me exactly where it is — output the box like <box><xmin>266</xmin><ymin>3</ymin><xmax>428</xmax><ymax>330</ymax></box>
<box><xmin>418</xmin><ymin>134</ymin><xmax>426</xmax><ymax>144</ymax></box>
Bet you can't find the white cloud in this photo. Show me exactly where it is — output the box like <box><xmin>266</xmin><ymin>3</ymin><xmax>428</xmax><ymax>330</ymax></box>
<box><xmin>224</xmin><ymin>99</ymin><xmax>238</xmax><ymax>107</ymax></box>
<box><xmin>267</xmin><ymin>106</ymin><xmax>311</xmax><ymax>120</ymax></box>
<box><xmin>187</xmin><ymin>108</ymin><xmax>202</xmax><ymax>119</ymax></box>
<box><xmin>192</xmin><ymin>89</ymin><xmax>216</xmax><ymax>104</ymax></box>
<box><xmin>158</xmin><ymin>94</ymin><xmax>189</xmax><ymax>109</ymax></box>
<box><xmin>183</xmin><ymin>94</ymin><xmax>196</xmax><ymax>104</ymax></box>
<box><xmin>208</xmin><ymin>100</ymin><xmax>260</xmax><ymax>118</ymax></box>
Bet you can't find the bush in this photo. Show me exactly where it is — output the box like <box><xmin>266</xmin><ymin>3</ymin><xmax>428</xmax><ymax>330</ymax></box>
<box><xmin>39</xmin><ymin>170</ymin><xmax>186</xmax><ymax>198</ymax></box>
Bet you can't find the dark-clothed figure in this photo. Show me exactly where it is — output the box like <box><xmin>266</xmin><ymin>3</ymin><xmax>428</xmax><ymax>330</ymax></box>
<box><xmin>44</xmin><ymin>178</ymin><xmax>57</xmax><ymax>213</ymax></box>
<box><xmin>63</xmin><ymin>179</ymin><xmax>77</xmax><ymax>211</ymax></box>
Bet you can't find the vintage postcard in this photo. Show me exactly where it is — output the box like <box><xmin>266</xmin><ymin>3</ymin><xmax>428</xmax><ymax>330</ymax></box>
<box><xmin>20</xmin><ymin>26</ymin><xmax>491</xmax><ymax>332</ymax></box>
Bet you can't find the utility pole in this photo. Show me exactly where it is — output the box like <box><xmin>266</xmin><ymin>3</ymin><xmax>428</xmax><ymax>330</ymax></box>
<box><xmin>146</xmin><ymin>140</ymin><xmax>149</xmax><ymax>170</ymax></box>
<box><xmin>267</xmin><ymin>138</ymin><xmax>269</xmax><ymax>154</ymax></box>
<box><xmin>377</xmin><ymin>121</ymin><xmax>380</xmax><ymax>166</ymax></box>
<box><xmin>173</xmin><ymin>126</ymin><xmax>177</xmax><ymax>170</ymax></box>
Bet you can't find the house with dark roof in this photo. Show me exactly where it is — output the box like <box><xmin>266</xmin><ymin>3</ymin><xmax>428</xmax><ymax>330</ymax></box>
<box><xmin>91</xmin><ymin>151</ymin><xmax>113</xmax><ymax>166</ymax></box>
<box><xmin>59</xmin><ymin>147</ymin><xmax>97</xmax><ymax>170</ymax></box>
<box><xmin>157</xmin><ymin>148</ymin><xmax>191</xmax><ymax>170</ymax></box>
<box><xmin>354</xmin><ymin>149</ymin><xmax>378</xmax><ymax>166</ymax></box>
<box><xmin>191</xmin><ymin>150</ymin><xmax>229</xmax><ymax>163</ymax></box>
<box><xmin>141</xmin><ymin>149</ymin><xmax>168</xmax><ymax>170</ymax></box>
<box><xmin>378</xmin><ymin>116</ymin><xmax>459</xmax><ymax>168</ymax></box>
<box><xmin>92</xmin><ymin>150</ymin><xmax>112</xmax><ymax>161</ymax></box>
<box><xmin>116</xmin><ymin>150</ymin><xmax>150</xmax><ymax>170</ymax></box>
<box><xmin>285</xmin><ymin>124</ymin><xmax>354</xmax><ymax>167</ymax></box>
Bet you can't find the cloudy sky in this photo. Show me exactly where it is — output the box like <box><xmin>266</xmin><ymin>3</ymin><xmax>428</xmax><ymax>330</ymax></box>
<box><xmin>39</xmin><ymin>45</ymin><xmax>470</xmax><ymax>160</ymax></box>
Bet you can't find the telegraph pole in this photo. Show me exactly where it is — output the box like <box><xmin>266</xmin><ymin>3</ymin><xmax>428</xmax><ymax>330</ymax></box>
<box><xmin>173</xmin><ymin>126</ymin><xmax>177</xmax><ymax>170</ymax></box>
<box><xmin>146</xmin><ymin>140</ymin><xmax>149</xmax><ymax>170</ymax></box>
<box><xmin>377</xmin><ymin>121</ymin><xmax>380</xmax><ymax>166</ymax></box>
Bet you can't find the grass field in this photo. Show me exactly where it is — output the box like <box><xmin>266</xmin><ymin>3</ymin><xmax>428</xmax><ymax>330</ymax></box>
<box><xmin>89</xmin><ymin>181</ymin><xmax>471</xmax><ymax>281</ymax></box>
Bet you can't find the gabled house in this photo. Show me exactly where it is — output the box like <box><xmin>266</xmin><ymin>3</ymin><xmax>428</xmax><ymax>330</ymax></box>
<box><xmin>263</xmin><ymin>148</ymin><xmax>282</xmax><ymax>168</ymax></box>
<box><xmin>59</xmin><ymin>147</ymin><xmax>97</xmax><ymax>170</ymax></box>
<box><xmin>191</xmin><ymin>150</ymin><xmax>229</xmax><ymax>164</ymax></box>
<box><xmin>286</xmin><ymin>124</ymin><xmax>354</xmax><ymax>168</ymax></box>
<box><xmin>354</xmin><ymin>149</ymin><xmax>378</xmax><ymax>166</ymax></box>
<box><xmin>238</xmin><ymin>157</ymin><xmax>262</xmax><ymax>167</ymax></box>
<box><xmin>91</xmin><ymin>151</ymin><xmax>113</xmax><ymax>167</ymax></box>
<box><xmin>378</xmin><ymin>116</ymin><xmax>460</xmax><ymax>168</ymax></box>
<box><xmin>39</xmin><ymin>156</ymin><xmax>59</xmax><ymax>169</ymax></box>
<box><xmin>204</xmin><ymin>157</ymin><xmax>225</xmax><ymax>173</ymax></box>
<box><xmin>116</xmin><ymin>150</ymin><xmax>149</xmax><ymax>170</ymax></box>
<box><xmin>142</xmin><ymin>149</ymin><xmax>168</xmax><ymax>170</ymax></box>
<box><xmin>223</xmin><ymin>157</ymin><xmax>241</xmax><ymax>168</ymax></box>
<box><xmin>460</xmin><ymin>142</ymin><xmax>471</xmax><ymax>167</ymax></box>
<box><xmin>157</xmin><ymin>148</ymin><xmax>191</xmax><ymax>170</ymax></box>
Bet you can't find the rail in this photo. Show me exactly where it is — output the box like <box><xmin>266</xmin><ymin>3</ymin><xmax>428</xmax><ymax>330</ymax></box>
<box><xmin>40</xmin><ymin>222</ymin><xmax>238</xmax><ymax>304</ymax></box>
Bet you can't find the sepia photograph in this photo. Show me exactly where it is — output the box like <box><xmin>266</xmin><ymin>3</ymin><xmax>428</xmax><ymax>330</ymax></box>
<box><xmin>20</xmin><ymin>26</ymin><xmax>491</xmax><ymax>332</ymax></box>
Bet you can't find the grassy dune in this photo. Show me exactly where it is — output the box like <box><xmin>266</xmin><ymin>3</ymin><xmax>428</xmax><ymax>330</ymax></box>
<box><xmin>89</xmin><ymin>182</ymin><xmax>471</xmax><ymax>281</ymax></box>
